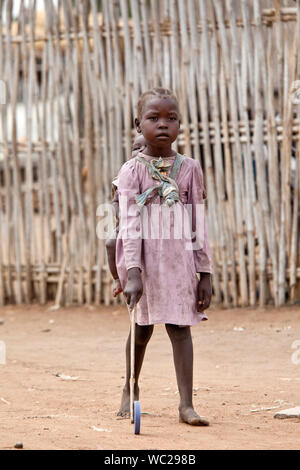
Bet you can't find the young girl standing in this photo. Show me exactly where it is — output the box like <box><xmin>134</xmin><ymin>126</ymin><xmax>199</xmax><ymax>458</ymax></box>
<box><xmin>115</xmin><ymin>88</ymin><xmax>212</xmax><ymax>426</ymax></box>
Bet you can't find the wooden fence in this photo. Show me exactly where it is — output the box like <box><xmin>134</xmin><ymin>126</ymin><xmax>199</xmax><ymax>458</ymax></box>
<box><xmin>0</xmin><ymin>0</ymin><xmax>299</xmax><ymax>308</ymax></box>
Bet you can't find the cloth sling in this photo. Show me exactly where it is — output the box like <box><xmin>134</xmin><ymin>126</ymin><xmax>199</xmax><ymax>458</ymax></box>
<box><xmin>135</xmin><ymin>153</ymin><xmax>186</xmax><ymax>207</ymax></box>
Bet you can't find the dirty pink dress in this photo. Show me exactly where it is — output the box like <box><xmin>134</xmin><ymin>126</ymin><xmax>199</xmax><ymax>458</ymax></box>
<box><xmin>115</xmin><ymin>152</ymin><xmax>212</xmax><ymax>326</ymax></box>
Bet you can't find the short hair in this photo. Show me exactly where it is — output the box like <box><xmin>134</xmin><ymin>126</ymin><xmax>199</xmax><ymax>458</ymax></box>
<box><xmin>136</xmin><ymin>88</ymin><xmax>180</xmax><ymax>120</ymax></box>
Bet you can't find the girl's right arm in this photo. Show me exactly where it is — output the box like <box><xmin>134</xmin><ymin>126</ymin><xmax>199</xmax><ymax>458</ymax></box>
<box><xmin>117</xmin><ymin>160</ymin><xmax>143</xmax><ymax>309</ymax></box>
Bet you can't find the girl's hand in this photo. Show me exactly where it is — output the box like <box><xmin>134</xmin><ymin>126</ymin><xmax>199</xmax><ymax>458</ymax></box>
<box><xmin>124</xmin><ymin>267</ymin><xmax>143</xmax><ymax>310</ymax></box>
<box><xmin>197</xmin><ymin>273</ymin><xmax>212</xmax><ymax>312</ymax></box>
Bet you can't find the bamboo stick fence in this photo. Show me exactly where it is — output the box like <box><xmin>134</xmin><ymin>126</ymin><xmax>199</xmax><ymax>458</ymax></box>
<box><xmin>0</xmin><ymin>0</ymin><xmax>299</xmax><ymax>308</ymax></box>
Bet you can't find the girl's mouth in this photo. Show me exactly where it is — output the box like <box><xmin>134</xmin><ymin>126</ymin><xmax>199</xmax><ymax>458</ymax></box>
<box><xmin>156</xmin><ymin>134</ymin><xmax>170</xmax><ymax>139</ymax></box>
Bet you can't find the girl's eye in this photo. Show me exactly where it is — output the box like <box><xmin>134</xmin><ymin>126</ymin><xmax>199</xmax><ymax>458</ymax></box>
<box><xmin>149</xmin><ymin>116</ymin><xmax>158</xmax><ymax>121</ymax></box>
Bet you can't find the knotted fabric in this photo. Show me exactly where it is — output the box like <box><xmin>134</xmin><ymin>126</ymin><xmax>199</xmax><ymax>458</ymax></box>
<box><xmin>135</xmin><ymin>153</ymin><xmax>185</xmax><ymax>207</ymax></box>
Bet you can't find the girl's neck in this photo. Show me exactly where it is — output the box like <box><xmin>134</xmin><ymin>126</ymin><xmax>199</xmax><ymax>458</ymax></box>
<box><xmin>142</xmin><ymin>144</ymin><xmax>176</xmax><ymax>158</ymax></box>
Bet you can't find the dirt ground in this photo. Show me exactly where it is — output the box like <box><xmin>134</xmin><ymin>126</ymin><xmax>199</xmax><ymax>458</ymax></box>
<box><xmin>0</xmin><ymin>302</ymin><xmax>300</xmax><ymax>450</ymax></box>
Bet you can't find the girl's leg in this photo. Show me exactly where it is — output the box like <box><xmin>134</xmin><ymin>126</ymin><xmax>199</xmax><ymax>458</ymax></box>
<box><xmin>117</xmin><ymin>324</ymin><xmax>154</xmax><ymax>417</ymax></box>
<box><xmin>165</xmin><ymin>324</ymin><xmax>209</xmax><ymax>426</ymax></box>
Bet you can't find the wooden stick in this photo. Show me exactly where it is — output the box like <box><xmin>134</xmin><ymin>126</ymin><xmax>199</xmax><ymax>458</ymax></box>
<box><xmin>129</xmin><ymin>304</ymin><xmax>136</xmax><ymax>424</ymax></box>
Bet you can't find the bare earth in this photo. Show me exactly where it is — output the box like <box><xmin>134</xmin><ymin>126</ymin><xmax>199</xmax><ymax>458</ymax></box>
<box><xmin>0</xmin><ymin>302</ymin><xmax>300</xmax><ymax>450</ymax></box>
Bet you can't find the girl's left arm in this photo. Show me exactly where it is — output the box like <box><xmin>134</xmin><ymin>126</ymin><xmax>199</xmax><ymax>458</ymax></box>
<box><xmin>188</xmin><ymin>159</ymin><xmax>212</xmax><ymax>275</ymax></box>
<box><xmin>188</xmin><ymin>160</ymin><xmax>212</xmax><ymax>311</ymax></box>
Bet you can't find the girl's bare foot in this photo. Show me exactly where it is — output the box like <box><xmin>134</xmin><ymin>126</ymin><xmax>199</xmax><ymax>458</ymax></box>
<box><xmin>117</xmin><ymin>385</ymin><xmax>139</xmax><ymax>418</ymax></box>
<box><xmin>179</xmin><ymin>406</ymin><xmax>209</xmax><ymax>426</ymax></box>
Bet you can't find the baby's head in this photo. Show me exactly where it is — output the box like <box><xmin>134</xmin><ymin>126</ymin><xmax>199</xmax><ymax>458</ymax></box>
<box><xmin>135</xmin><ymin>88</ymin><xmax>181</xmax><ymax>148</ymax></box>
<box><xmin>132</xmin><ymin>134</ymin><xmax>146</xmax><ymax>157</ymax></box>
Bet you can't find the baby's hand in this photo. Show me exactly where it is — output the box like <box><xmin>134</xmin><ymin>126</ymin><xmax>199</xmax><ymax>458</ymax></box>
<box><xmin>197</xmin><ymin>274</ymin><xmax>212</xmax><ymax>312</ymax></box>
<box><xmin>113</xmin><ymin>279</ymin><xmax>123</xmax><ymax>297</ymax></box>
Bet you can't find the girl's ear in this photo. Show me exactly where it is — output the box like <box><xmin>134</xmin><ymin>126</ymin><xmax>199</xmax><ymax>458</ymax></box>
<box><xmin>135</xmin><ymin>117</ymin><xmax>141</xmax><ymax>133</ymax></box>
<box><xmin>177</xmin><ymin>119</ymin><xmax>181</xmax><ymax>134</ymax></box>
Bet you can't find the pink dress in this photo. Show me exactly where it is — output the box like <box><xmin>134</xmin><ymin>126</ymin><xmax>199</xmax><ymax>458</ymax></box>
<box><xmin>115</xmin><ymin>152</ymin><xmax>212</xmax><ymax>326</ymax></box>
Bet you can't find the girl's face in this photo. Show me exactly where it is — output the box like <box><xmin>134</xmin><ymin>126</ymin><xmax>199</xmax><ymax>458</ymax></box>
<box><xmin>135</xmin><ymin>96</ymin><xmax>180</xmax><ymax>150</ymax></box>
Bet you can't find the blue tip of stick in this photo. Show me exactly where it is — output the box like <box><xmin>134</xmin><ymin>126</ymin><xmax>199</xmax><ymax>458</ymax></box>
<box><xmin>133</xmin><ymin>400</ymin><xmax>141</xmax><ymax>435</ymax></box>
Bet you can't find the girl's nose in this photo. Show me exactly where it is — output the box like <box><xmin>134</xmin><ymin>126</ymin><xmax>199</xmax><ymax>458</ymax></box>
<box><xmin>158</xmin><ymin>119</ymin><xmax>168</xmax><ymax>128</ymax></box>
